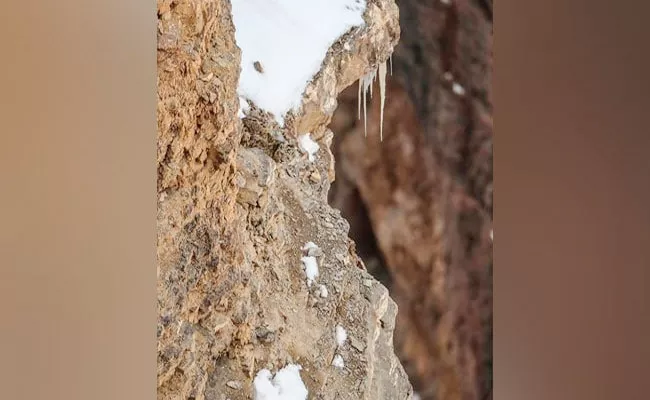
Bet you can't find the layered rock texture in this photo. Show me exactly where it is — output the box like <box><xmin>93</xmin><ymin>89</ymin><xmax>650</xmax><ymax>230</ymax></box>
<box><xmin>329</xmin><ymin>1</ymin><xmax>493</xmax><ymax>399</ymax></box>
<box><xmin>157</xmin><ymin>0</ymin><xmax>412</xmax><ymax>399</ymax></box>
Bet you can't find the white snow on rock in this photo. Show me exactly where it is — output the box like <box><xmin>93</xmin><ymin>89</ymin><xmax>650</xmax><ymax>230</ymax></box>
<box><xmin>452</xmin><ymin>82</ymin><xmax>466</xmax><ymax>96</ymax></box>
<box><xmin>302</xmin><ymin>241</ymin><xmax>319</xmax><ymax>252</ymax></box>
<box><xmin>238</xmin><ymin>96</ymin><xmax>250</xmax><ymax>118</ymax></box>
<box><xmin>319</xmin><ymin>284</ymin><xmax>329</xmax><ymax>298</ymax></box>
<box><xmin>335</xmin><ymin>325</ymin><xmax>347</xmax><ymax>347</ymax></box>
<box><xmin>301</xmin><ymin>241</ymin><xmax>323</xmax><ymax>257</ymax></box>
<box><xmin>253</xmin><ymin>364</ymin><xmax>308</xmax><ymax>400</ymax></box>
<box><xmin>332</xmin><ymin>354</ymin><xmax>345</xmax><ymax>369</ymax></box>
<box><xmin>301</xmin><ymin>256</ymin><xmax>319</xmax><ymax>287</ymax></box>
<box><xmin>298</xmin><ymin>133</ymin><xmax>320</xmax><ymax>162</ymax></box>
<box><xmin>231</xmin><ymin>0</ymin><xmax>367</xmax><ymax>126</ymax></box>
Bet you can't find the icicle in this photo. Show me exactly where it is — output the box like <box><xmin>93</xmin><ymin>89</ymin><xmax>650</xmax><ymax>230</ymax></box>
<box><xmin>379</xmin><ymin>60</ymin><xmax>387</xmax><ymax>141</ymax></box>
<box><xmin>363</xmin><ymin>76</ymin><xmax>367</xmax><ymax>136</ymax></box>
<box><xmin>360</xmin><ymin>69</ymin><xmax>372</xmax><ymax>137</ymax></box>
<box><xmin>368</xmin><ymin>68</ymin><xmax>376</xmax><ymax>99</ymax></box>
<box><xmin>358</xmin><ymin>67</ymin><xmax>381</xmax><ymax>138</ymax></box>
<box><xmin>389</xmin><ymin>54</ymin><xmax>393</xmax><ymax>76</ymax></box>
<box><xmin>358</xmin><ymin>79</ymin><xmax>362</xmax><ymax>120</ymax></box>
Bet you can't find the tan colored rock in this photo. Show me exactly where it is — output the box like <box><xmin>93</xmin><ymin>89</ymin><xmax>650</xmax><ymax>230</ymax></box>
<box><xmin>157</xmin><ymin>0</ymin><xmax>411</xmax><ymax>399</ymax></box>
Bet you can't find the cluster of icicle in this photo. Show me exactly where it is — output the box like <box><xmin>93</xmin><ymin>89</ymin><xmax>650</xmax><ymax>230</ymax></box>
<box><xmin>357</xmin><ymin>55</ymin><xmax>392</xmax><ymax>141</ymax></box>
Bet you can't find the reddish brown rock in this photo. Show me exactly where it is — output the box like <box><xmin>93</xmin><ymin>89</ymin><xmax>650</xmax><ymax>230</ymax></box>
<box><xmin>329</xmin><ymin>1</ymin><xmax>493</xmax><ymax>399</ymax></box>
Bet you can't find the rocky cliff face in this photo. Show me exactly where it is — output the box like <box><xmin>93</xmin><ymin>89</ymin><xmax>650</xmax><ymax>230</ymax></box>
<box><xmin>157</xmin><ymin>0</ymin><xmax>411</xmax><ymax>399</ymax></box>
<box><xmin>329</xmin><ymin>1</ymin><xmax>493</xmax><ymax>399</ymax></box>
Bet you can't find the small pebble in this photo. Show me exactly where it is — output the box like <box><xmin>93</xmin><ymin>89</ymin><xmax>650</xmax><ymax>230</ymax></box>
<box><xmin>309</xmin><ymin>170</ymin><xmax>321</xmax><ymax>183</ymax></box>
<box><xmin>319</xmin><ymin>285</ymin><xmax>329</xmax><ymax>298</ymax></box>
<box><xmin>332</xmin><ymin>354</ymin><xmax>345</xmax><ymax>369</ymax></box>
<box><xmin>254</xmin><ymin>61</ymin><xmax>264</xmax><ymax>73</ymax></box>
<box><xmin>350</xmin><ymin>336</ymin><xmax>366</xmax><ymax>352</ymax></box>
<box><xmin>226</xmin><ymin>381</ymin><xmax>242</xmax><ymax>390</ymax></box>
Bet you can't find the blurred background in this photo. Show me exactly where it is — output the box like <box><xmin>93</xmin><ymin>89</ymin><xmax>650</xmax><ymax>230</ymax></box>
<box><xmin>328</xmin><ymin>1</ymin><xmax>492</xmax><ymax>399</ymax></box>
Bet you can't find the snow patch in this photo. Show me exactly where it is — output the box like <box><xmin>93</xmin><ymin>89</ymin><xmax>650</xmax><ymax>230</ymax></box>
<box><xmin>238</xmin><ymin>96</ymin><xmax>250</xmax><ymax>118</ymax></box>
<box><xmin>253</xmin><ymin>364</ymin><xmax>308</xmax><ymax>400</ymax></box>
<box><xmin>298</xmin><ymin>133</ymin><xmax>320</xmax><ymax>162</ymax></box>
<box><xmin>319</xmin><ymin>284</ymin><xmax>329</xmax><ymax>298</ymax></box>
<box><xmin>300</xmin><ymin>242</ymin><xmax>321</xmax><ymax>287</ymax></box>
<box><xmin>452</xmin><ymin>82</ymin><xmax>466</xmax><ymax>96</ymax></box>
<box><xmin>231</xmin><ymin>0</ymin><xmax>367</xmax><ymax>126</ymax></box>
<box><xmin>378</xmin><ymin>61</ymin><xmax>387</xmax><ymax>140</ymax></box>
<box><xmin>335</xmin><ymin>325</ymin><xmax>347</xmax><ymax>347</ymax></box>
<box><xmin>301</xmin><ymin>256</ymin><xmax>319</xmax><ymax>287</ymax></box>
<box><xmin>302</xmin><ymin>241</ymin><xmax>323</xmax><ymax>257</ymax></box>
<box><xmin>302</xmin><ymin>241</ymin><xmax>319</xmax><ymax>252</ymax></box>
<box><xmin>332</xmin><ymin>354</ymin><xmax>345</xmax><ymax>369</ymax></box>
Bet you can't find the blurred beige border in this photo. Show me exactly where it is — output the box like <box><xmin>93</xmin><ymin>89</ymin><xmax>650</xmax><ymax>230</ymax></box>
<box><xmin>0</xmin><ymin>1</ymin><xmax>156</xmax><ymax>398</ymax></box>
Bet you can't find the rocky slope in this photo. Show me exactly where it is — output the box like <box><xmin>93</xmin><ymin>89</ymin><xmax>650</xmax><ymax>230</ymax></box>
<box><xmin>157</xmin><ymin>0</ymin><xmax>411</xmax><ymax>399</ymax></box>
<box><xmin>329</xmin><ymin>0</ymin><xmax>493</xmax><ymax>399</ymax></box>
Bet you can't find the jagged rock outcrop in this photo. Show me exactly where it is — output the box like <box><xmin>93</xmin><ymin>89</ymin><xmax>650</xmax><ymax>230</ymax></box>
<box><xmin>329</xmin><ymin>1</ymin><xmax>493</xmax><ymax>399</ymax></box>
<box><xmin>157</xmin><ymin>0</ymin><xmax>410</xmax><ymax>399</ymax></box>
